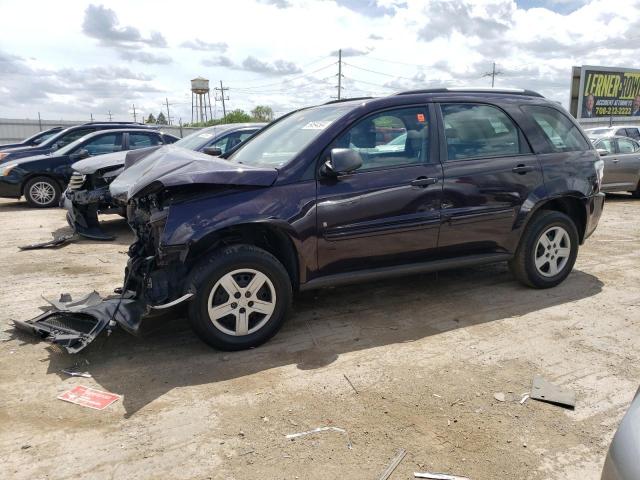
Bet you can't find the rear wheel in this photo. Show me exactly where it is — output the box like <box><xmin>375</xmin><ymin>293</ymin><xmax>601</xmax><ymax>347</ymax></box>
<box><xmin>509</xmin><ymin>210</ymin><xmax>579</xmax><ymax>288</ymax></box>
<box><xmin>187</xmin><ymin>244</ymin><xmax>292</xmax><ymax>351</ymax></box>
<box><xmin>630</xmin><ymin>182</ymin><xmax>640</xmax><ymax>198</ymax></box>
<box><xmin>24</xmin><ymin>176</ymin><xmax>61</xmax><ymax>208</ymax></box>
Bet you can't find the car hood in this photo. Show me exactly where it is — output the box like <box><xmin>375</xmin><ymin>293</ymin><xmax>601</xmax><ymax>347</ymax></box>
<box><xmin>71</xmin><ymin>149</ymin><xmax>150</xmax><ymax>175</ymax></box>
<box><xmin>109</xmin><ymin>145</ymin><xmax>278</xmax><ymax>201</ymax></box>
<box><xmin>10</xmin><ymin>152</ymin><xmax>65</xmax><ymax>167</ymax></box>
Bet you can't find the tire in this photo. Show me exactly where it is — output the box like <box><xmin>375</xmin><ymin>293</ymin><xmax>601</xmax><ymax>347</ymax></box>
<box><xmin>186</xmin><ymin>244</ymin><xmax>292</xmax><ymax>351</ymax></box>
<box><xmin>631</xmin><ymin>182</ymin><xmax>640</xmax><ymax>198</ymax></box>
<box><xmin>509</xmin><ymin>210</ymin><xmax>579</xmax><ymax>289</ymax></box>
<box><xmin>24</xmin><ymin>176</ymin><xmax>61</xmax><ymax>208</ymax></box>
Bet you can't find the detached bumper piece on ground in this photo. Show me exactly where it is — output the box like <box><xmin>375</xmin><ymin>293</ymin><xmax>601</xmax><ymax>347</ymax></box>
<box><xmin>13</xmin><ymin>291</ymin><xmax>145</xmax><ymax>353</ymax></box>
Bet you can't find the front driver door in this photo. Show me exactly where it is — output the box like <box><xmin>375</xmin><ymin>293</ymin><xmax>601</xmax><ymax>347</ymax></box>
<box><xmin>316</xmin><ymin>105</ymin><xmax>442</xmax><ymax>276</ymax></box>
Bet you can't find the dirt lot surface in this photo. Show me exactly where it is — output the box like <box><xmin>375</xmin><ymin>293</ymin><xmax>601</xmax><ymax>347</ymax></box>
<box><xmin>0</xmin><ymin>195</ymin><xmax>638</xmax><ymax>480</ymax></box>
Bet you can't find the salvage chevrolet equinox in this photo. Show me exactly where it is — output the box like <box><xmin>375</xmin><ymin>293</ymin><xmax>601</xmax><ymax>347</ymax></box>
<box><xmin>17</xmin><ymin>88</ymin><xmax>605</xmax><ymax>353</ymax></box>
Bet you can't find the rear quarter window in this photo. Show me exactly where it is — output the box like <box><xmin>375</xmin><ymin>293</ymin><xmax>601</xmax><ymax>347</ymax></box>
<box><xmin>522</xmin><ymin>105</ymin><xmax>589</xmax><ymax>153</ymax></box>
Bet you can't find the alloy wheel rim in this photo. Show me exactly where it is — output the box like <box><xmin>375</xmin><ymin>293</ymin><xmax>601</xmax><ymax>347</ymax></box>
<box><xmin>534</xmin><ymin>226</ymin><xmax>571</xmax><ymax>277</ymax></box>
<box><xmin>29</xmin><ymin>182</ymin><xmax>55</xmax><ymax>205</ymax></box>
<box><xmin>207</xmin><ymin>268</ymin><xmax>276</xmax><ymax>336</ymax></box>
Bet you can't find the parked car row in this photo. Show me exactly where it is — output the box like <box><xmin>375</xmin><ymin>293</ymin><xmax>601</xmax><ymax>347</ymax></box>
<box><xmin>63</xmin><ymin>123</ymin><xmax>264</xmax><ymax>239</ymax></box>
<box><xmin>0</xmin><ymin>127</ymin><xmax>179</xmax><ymax>207</ymax></box>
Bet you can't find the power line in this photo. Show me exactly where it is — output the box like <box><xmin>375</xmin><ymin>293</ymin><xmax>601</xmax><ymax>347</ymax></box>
<box><xmin>230</xmin><ymin>62</ymin><xmax>338</xmax><ymax>91</ymax></box>
<box><xmin>342</xmin><ymin>61</ymin><xmax>417</xmax><ymax>82</ymax></box>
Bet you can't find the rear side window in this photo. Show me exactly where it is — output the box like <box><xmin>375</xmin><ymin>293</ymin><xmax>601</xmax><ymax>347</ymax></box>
<box><xmin>440</xmin><ymin>104</ymin><xmax>522</xmax><ymax>161</ymax></box>
<box><xmin>58</xmin><ymin>128</ymin><xmax>94</xmax><ymax>147</ymax></box>
<box><xmin>618</xmin><ymin>138</ymin><xmax>638</xmax><ymax>153</ymax></box>
<box><xmin>522</xmin><ymin>105</ymin><xmax>589</xmax><ymax>153</ymax></box>
<box><xmin>129</xmin><ymin>132</ymin><xmax>160</xmax><ymax>149</ymax></box>
<box><xmin>625</xmin><ymin>128</ymin><xmax>640</xmax><ymax>141</ymax></box>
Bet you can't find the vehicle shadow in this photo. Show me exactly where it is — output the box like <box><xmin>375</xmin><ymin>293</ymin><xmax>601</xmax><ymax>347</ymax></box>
<box><xmin>49</xmin><ymin>215</ymin><xmax>134</xmax><ymax>247</ymax></box>
<box><xmin>604</xmin><ymin>192</ymin><xmax>637</xmax><ymax>202</ymax></box>
<box><xmin>14</xmin><ymin>263</ymin><xmax>603</xmax><ymax>417</ymax></box>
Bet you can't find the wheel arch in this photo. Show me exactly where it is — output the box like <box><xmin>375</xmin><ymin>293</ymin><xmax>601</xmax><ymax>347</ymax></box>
<box><xmin>525</xmin><ymin>195</ymin><xmax>588</xmax><ymax>244</ymax></box>
<box><xmin>20</xmin><ymin>173</ymin><xmax>65</xmax><ymax>197</ymax></box>
<box><xmin>186</xmin><ymin>220</ymin><xmax>302</xmax><ymax>289</ymax></box>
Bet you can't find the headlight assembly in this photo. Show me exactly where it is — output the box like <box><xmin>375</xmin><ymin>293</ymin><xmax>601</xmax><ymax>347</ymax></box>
<box><xmin>1</xmin><ymin>163</ymin><xmax>16</xmax><ymax>176</ymax></box>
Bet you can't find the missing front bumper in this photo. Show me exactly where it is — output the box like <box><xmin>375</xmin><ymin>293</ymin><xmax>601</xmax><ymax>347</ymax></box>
<box><xmin>14</xmin><ymin>291</ymin><xmax>194</xmax><ymax>353</ymax></box>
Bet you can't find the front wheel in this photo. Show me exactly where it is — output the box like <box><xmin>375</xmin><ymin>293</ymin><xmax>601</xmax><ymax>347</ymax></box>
<box><xmin>186</xmin><ymin>244</ymin><xmax>292</xmax><ymax>351</ymax></box>
<box><xmin>509</xmin><ymin>210</ymin><xmax>579</xmax><ymax>288</ymax></box>
<box><xmin>24</xmin><ymin>176</ymin><xmax>61</xmax><ymax>208</ymax></box>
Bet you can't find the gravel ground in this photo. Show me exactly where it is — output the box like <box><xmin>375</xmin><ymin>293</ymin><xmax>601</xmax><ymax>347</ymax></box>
<box><xmin>0</xmin><ymin>195</ymin><xmax>638</xmax><ymax>480</ymax></box>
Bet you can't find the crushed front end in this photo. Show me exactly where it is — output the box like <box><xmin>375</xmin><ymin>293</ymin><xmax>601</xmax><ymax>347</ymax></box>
<box><xmin>63</xmin><ymin>167</ymin><xmax>126</xmax><ymax>240</ymax></box>
<box><xmin>16</xmin><ymin>189</ymin><xmax>193</xmax><ymax>354</ymax></box>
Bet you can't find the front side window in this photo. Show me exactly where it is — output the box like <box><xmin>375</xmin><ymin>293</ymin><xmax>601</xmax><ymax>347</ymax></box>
<box><xmin>210</xmin><ymin>131</ymin><xmax>256</xmax><ymax>154</ymax></box>
<box><xmin>522</xmin><ymin>105</ymin><xmax>589</xmax><ymax>153</ymax></box>
<box><xmin>229</xmin><ymin>104</ymin><xmax>354</xmax><ymax>167</ymax></box>
<box><xmin>330</xmin><ymin>106</ymin><xmax>429</xmax><ymax>171</ymax></box>
<box><xmin>596</xmin><ymin>138</ymin><xmax>615</xmax><ymax>154</ymax></box>
<box><xmin>618</xmin><ymin>138</ymin><xmax>638</xmax><ymax>153</ymax></box>
<box><xmin>129</xmin><ymin>132</ymin><xmax>160</xmax><ymax>150</ymax></box>
<box><xmin>81</xmin><ymin>133</ymin><xmax>123</xmax><ymax>155</ymax></box>
<box><xmin>441</xmin><ymin>104</ymin><xmax>521</xmax><ymax>161</ymax></box>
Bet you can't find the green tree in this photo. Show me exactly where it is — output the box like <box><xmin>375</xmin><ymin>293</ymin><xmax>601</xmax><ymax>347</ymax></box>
<box><xmin>251</xmin><ymin>105</ymin><xmax>274</xmax><ymax>122</ymax></box>
<box><xmin>157</xmin><ymin>112</ymin><xmax>168</xmax><ymax>125</ymax></box>
<box><xmin>146</xmin><ymin>113</ymin><xmax>156</xmax><ymax>124</ymax></box>
<box><xmin>223</xmin><ymin>109</ymin><xmax>253</xmax><ymax>124</ymax></box>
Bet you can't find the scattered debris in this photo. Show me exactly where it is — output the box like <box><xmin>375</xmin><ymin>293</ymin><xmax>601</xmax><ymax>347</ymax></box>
<box><xmin>61</xmin><ymin>369</ymin><xmax>92</xmax><ymax>378</ymax></box>
<box><xmin>21</xmin><ymin>444</ymin><xmax>31</xmax><ymax>450</ymax></box>
<box><xmin>530</xmin><ymin>375</ymin><xmax>576</xmax><ymax>409</ymax></box>
<box><xmin>450</xmin><ymin>398</ymin><xmax>463</xmax><ymax>407</ymax></box>
<box><xmin>343</xmin><ymin>374</ymin><xmax>359</xmax><ymax>394</ymax></box>
<box><xmin>493</xmin><ymin>392</ymin><xmax>506</xmax><ymax>402</ymax></box>
<box><xmin>19</xmin><ymin>234</ymin><xmax>77</xmax><ymax>250</ymax></box>
<box><xmin>433</xmin><ymin>394</ymin><xmax>442</xmax><ymax>398</ymax></box>
<box><xmin>57</xmin><ymin>385</ymin><xmax>121</xmax><ymax>410</ymax></box>
<box><xmin>378</xmin><ymin>448</ymin><xmax>406</xmax><ymax>480</ymax></box>
<box><xmin>414</xmin><ymin>472</ymin><xmax>470</xmax><ymax>480</ymax></box>
<box><xmin>520</xmin><ymin>393</ymin><xmax>530</xmax><ymax>405</ymax></box>
<box><xmin>285</xmin><ymin>426</ymin><xmax>346</xmax><ymax>439</ymax></box>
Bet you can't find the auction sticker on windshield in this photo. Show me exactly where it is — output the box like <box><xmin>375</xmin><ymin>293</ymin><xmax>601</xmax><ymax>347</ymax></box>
<box><xmin>302</xmin><ymin>121</ymin><xmax>332</xmax><ymax>130</ymax></box>
<box><xmin>57</xmin><ymin>385</ymin><xmax>121</xmax><ymax>410</ymax></box>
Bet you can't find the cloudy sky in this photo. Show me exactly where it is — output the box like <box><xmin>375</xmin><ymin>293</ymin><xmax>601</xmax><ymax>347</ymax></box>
<box><xmin>1</xmin><ymin>0</ymin><xmax>639</xmax><ymax>123</ymax></box>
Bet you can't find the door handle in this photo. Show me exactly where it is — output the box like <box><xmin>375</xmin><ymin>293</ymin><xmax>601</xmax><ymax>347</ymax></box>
<box><xmin>410</xmin><ymin>176</ymin><xmax>438</xmax><ymax>187</ymax></box>
<box><xmin>512</xmin><ymin>164</ymin><xmax>535</xmax><ymax>174</ymax></box>
<box><xmin>612</xmin><ymin>158</ymin><xmax>619</xmax><ymax>163</ymax></box>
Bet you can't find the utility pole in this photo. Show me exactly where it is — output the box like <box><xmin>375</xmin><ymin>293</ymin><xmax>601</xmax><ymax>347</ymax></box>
<box><xmin>215</xmin><ymin>81</ymin><xmax>229</xmax><ymax>118</ymax></box>
<box><xmin>165</xmin><ymin>97</ymin><xmax>172</xmax><ymax>125</ymax></box>
<box><xmin>37</xmin><ymin>112</ymin><xmax>42</xmax><ymax>131</ymax></box>
<box><xmin>337</xmin><ymin>48</ymin><xmax>342</xmax><ymax>100</ymax></box>
<box><xmin>90</xmin><ymin>113</ymin><xmax>94</xmax><ymax>122</ymax></box>
<box><xmin>482</xmin><ymin>62</ymin><xmax>502</xmax><ymax>87</ymax></box>
<box><xmin>131</xmin><ymin>104</ymin><xmax>137</xmax><ymax>123</ymax></box>
<box><xmin>107</xmin><ymin>110</ymin><xmax>112</xmax><ymax>121</ymax></box>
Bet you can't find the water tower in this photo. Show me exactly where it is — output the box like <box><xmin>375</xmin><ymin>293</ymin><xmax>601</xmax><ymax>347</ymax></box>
<box><xmin>191</xmin><ymin>76</ymin><xmax>213</xmax><ymax>123</ymax></box>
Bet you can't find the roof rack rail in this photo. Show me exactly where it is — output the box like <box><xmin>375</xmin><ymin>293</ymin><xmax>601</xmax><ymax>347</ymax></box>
<box><xmin>323</xmin><ymin>97</ymin><xmax>372</xmax><ymax>105</ymax></box>
<box><xmin>396</xmin><ymin>88</ymin><xmax>544</xmax><ymax>98</ymax></box>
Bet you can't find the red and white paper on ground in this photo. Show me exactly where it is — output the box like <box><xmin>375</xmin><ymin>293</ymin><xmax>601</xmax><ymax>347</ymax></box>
<box><xmin>57</xmin><ymin>385</ymin><xmax>121</xmax><ymax>410</ymax></box>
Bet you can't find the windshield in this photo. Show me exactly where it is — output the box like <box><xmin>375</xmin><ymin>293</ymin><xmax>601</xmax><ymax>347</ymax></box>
<box><xmin>33</xmin><ymin>131</ymin><xmax>59</xmax><ymax>144</ymax></box>
<box><xmin>229</xmin><ymin>104</ymin><xmax>355</xmax><ymax>167</ymax></box>
<box><xmin>54</xmin><ymin>134</ymin><xmax>92</xmax><ymax>155</ymax></box>
<box><xmin>174</xmin><ymin>128</ymin><xmax>227</xmax><ymax>151</ymax></box>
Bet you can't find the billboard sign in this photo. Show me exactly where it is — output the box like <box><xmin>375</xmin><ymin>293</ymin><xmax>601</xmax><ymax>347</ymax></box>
<box><xmin>577</xmin><ymin>66</ymin><xmax>640</xmax><ymax>119</ymax></box>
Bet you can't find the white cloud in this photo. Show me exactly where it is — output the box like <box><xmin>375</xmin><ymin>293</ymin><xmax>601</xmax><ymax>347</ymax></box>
<box><xmin>0</xmin><ymin>0</ymin><xmax>639</xmax><ymax>121</ymax></box>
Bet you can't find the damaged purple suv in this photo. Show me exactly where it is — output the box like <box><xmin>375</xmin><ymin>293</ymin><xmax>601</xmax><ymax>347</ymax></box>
<box><xmin>16</xmin><ymin>89</ymin><xmax>605</xmax><ymax>352</ymax></box>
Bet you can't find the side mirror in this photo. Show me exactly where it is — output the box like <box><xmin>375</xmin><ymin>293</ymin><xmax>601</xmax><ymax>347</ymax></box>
<box><xmin>71</xmin><ymin>148</ymin><xmax>90</xmax><ymax>160</ymax></box>
<box><xmin>596</xmin><ymin>148</ymin><xmax>609</xmax><ymax>157</ymax></box>
<box><xmin>322</xmin><ymin>148</ymin><xmax>363</xmax><ymax>177</ymax></box>
<box><xmin>203</xmin><ymin>146</ymin><xmax>222</xmax><ymax>157</ymax></box>
<box><xmin>50</xmin><ymin>143</ymin><xmax>60</xmax><ymax>152</ymax></box>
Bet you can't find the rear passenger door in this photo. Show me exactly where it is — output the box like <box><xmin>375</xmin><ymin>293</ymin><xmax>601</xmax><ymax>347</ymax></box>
<box><xmin>436</xmin><ymin>103</ymin><xmax>543</xmax><ymax>255</ymax></box>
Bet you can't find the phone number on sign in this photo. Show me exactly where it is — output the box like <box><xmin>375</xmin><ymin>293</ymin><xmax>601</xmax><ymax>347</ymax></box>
<box><xmin>595</xmin><ymin>106</ymin><xmax>632</xmax><ymax>116</ymax></box>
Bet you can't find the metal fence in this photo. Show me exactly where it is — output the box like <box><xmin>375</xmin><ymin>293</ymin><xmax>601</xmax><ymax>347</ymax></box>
<box><xmin>0</xmin><ymin>118</ymin><xmax>201</xmax><ymax>145</ymax></box>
